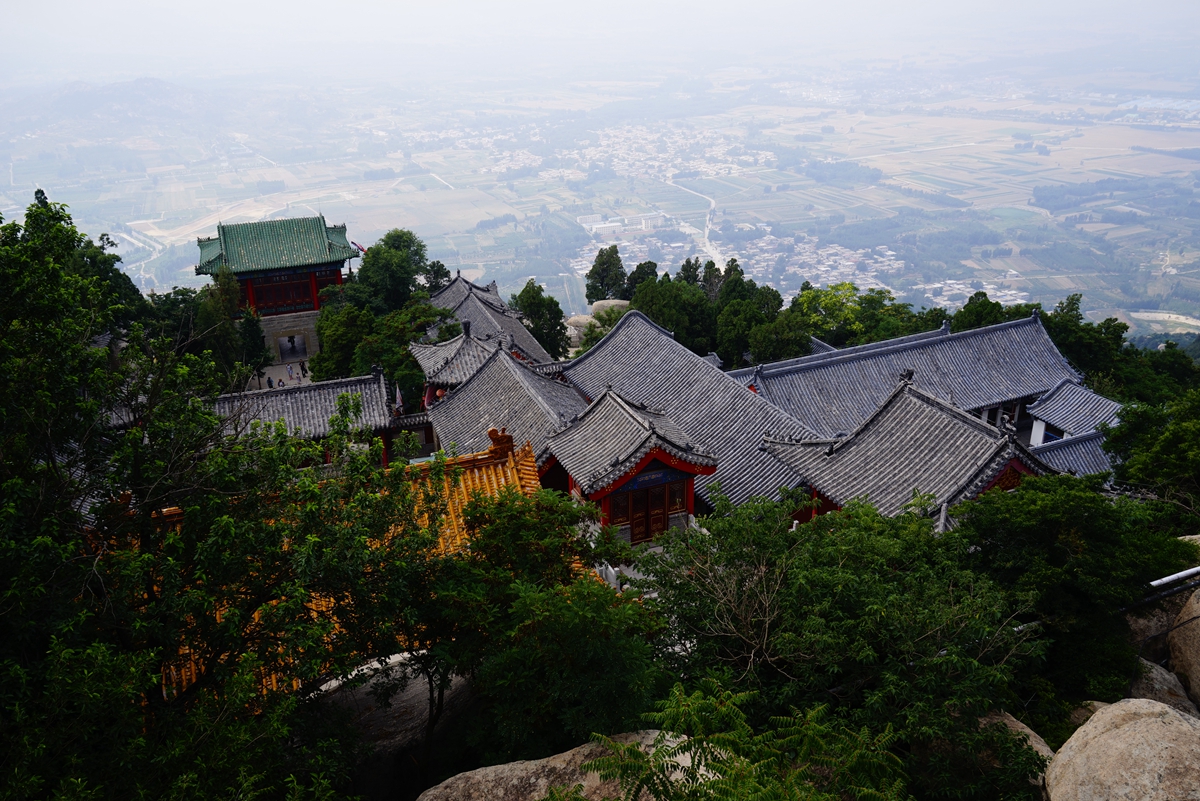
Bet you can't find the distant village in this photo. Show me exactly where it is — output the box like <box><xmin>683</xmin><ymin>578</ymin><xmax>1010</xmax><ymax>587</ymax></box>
<box><xmin>206</xmin><ymin>214</ymin><xmax>1112</xmax><ymax>548</ymax></box>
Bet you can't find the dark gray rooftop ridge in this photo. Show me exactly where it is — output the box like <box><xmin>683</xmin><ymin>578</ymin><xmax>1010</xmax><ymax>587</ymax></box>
<box><xmin>409</xmin><ymin>332</ymin><xmax>503</xmax><ymax>387</ymax></box>
<box><xmin>731</xmin><ymin>314</ymin><xmax>1079</xmax><ymax>438</ymax></box>
<box><xmin>214</xmin><ymin>374</ymin><xmax>393</xmax><ymax>440</ymax></box>
<box><xmin>547</xmin><ymin>390</ymin><xmax>716</xmax><ymax>496</ymax></box>
<box><xmin>426</xmin><ymin>348</ymin><xmax>586</xmax><ymax>462</ymax></box>
<box><xmin>1031</xmin><ymin>430</ymin><xmax>1113</xmax><ymax>477</ymax></box>
<box><xmin>1027</xmin><ymin>379</ymin><xmax>1121</xmax><ymax>436</ymax></box>
<box><xmin>563</xmin><ymin>311</ymin><xmax>813</xmax><ymax>506</ymax></box>
<box><xmin>761</xmin><ymin>382</ymin><xmax>1055</xmax><ymax>517</ymax></box>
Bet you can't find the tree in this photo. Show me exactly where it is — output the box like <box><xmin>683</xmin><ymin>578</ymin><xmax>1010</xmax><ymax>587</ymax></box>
<box><xmin>954</xmin><ymin>475</ymin><xmax>1198</xmax><ymax>742</ymax></box>
<box><xmin>637</xmin><ymin>491</ymin><xmax>1048</xmax><ymax>798</ymax></box>
<box><xmin>630</xmin><ymin>274</ymin><xmax>715</xmax><ymax>356</ymax></box>
<box><xmin>1104</xmin><ymin>389</ymin><xmax>1200</xmax><ymax>521</ymax></box>
<box><xmin>350</xmin><ymin>303</ymin><xmax>459</xmax><ymax>411</ymax></box>
<box><xmin>511</xmin><ymin>279</ymin><xmax>571</xmax><ymax>359</ymax></box>
<box><xmin>239</xmin><ymin>309</ymin><xmax>275</xmax><ymax>381</ymax></box>
<box><xmin>715</xmin><ymin>299</ymin><xmax>766</xmax><ymax>368</ymax></box>
<box><xmin>577</xmin><ymin>306</ymin><xmax>630</xmax><ymax>354</ymax></box>
<box><xmin>558</xmin><ymin>680</ymin><xmax>912</xmax><ymax>801</ymax></box>
<box><xmin>2</xmin><ymin>192</ymin><xmax>436</xmax><ymax>798</ymax></box>
<box><xmin>309</xmin><ymin>302</ymin><xmax>377</xmax><ymax>380</ymax></box>
<box><xmin>624</xmin><ymin>260</ymin><xmax>659</xmax><ymax>300</ymax></box>
<box><xmin>352</xmin><ymin>228</ymin><xmax>430</xmax><ymax>314</ymax></box>
<box><xmin>424</xmin><ymin>258</ymin><xmax>452</xmax><ymax>292</ymax></box>
<box><xmin>700</xmin><ymin>260</ymin><xmax>723</xmax><ymax>303</ymax></box>
<box><xmin>676</xmin><ymin>256</ymin><xmax>702</xmax><ymax>286</ymax></box>
<box><xmin>586</xmin><ymin>245</ymin><xmax>626</xmax><ymax>304</ymax></box>
<box><xmin>748</xmin><ymin>307</ymin><xmax>813</xmax><ymax>364</ymax></box>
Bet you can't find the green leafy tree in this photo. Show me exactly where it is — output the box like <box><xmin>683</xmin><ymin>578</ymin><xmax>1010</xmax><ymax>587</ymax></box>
<box><xmin>676</xmin><ymin>256</ymin><xmax>702</xmax><ymax>286</ymax></box>
<box><xmin>577</xmin><ymin>306</ymin><xmax>630</xmax><ymax>354</ymax></box>
<box><xmin>239</xmin><ymin>309</ymin><xmax>275</xmax><ymax>380</ymax></box>
<box><xmin>954</xmin><ymin>475</ymin><xmax>1198</xmax><ymax>741</ymax></box>
<box><xmin>350</xmin><ymin>303</ymin><xmax>459</xmax><ymax>411</ymax></box>
<box><xmin>586</xmin><ymin>245</ymin><xmax>627</xmax><ymax>303</ymax></box>
<box><xmin>630</xmin><ymin>274</ymin><xmax>716</xmax><ymax>357</ymax></box>
<box><xmin>352</xmin><ymin>228</ymin><xmax>431</xmax><ymax>314</ymax></box>
<box><xmin>700</xmin><ymin>260</ymin><xmax>723</xmax><ymax>303</ymax></box>
<box><xmin>550</xmin><ymin>680</ymin><xmax>911</xmax><ymax>801</ymax></box>
<box><xmin>624</xmin><ymin>260</ymin><xmax>659</xmax><ymax>300</ymax></box>
<box><xmin>748</xmin><ymin>308</ymin><xmax>814</xmax><ymax>364</ymax></box>
<box><xmin>309</xmin><ymin>302</ymin><xmax>377</xmax><ymax>380</ymax></box>
<box><xmin>511</xmin><ymin>279</ymin><xmax>572</xmax><ymax>359</ymax></box>
<box><xmin>715</xmin><ymin>298</ymin><xmax>766</xmax><ymax>368</ymax></box>
<box><xmin>637</xmin><ymin>491</ymin><xmax>1047</xmax><ymax>798</ymax></box>
<box><xmin>424</xmin><ymin>258</ymin><xmax>452</xmax><ymax>292</ymax></box>
<box><xmin>1104</xmin><ymin>389</ymin><xmax>1200</xmax><ymax>520</ymax></box>
<box><xmin>2</xmin><ymin>192</ymin><xmax>440</xmax><ymax>798</ymax></box>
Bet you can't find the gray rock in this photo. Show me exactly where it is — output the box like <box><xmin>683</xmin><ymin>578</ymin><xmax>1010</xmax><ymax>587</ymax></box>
<box><xmin>1068</xmin><ymin>701</ymin><xmax>1110</xmax><ymax>728</ymax></box>
<box><xmin>980</xmin><ymin>710</ymin><xmax>1054</xmax><ymax>761</ymax></box>
<box><xmin>1168</xmin><ymin>589</ymin><xmax>1200</xmax><ymax>704</ymax></box>
<box><xmin>1131</xmin><ymin>657</ymin><xmax>1198</xmax><ymax>717</ymax></box>
<box><xmin>417</xmin><ymin>731</ymin><xmax>656</xmax><ymax>801</ymax></box>
<box><xmin>1046</xmin><ymin>698</ymin><xmax>1200</xmax><ymax>801</ymax></box>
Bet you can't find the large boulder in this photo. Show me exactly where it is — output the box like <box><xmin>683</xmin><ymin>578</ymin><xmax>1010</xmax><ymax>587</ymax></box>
<box><xmin>1045</xmin><ymin>698</ymin><xmax>1200</xmax><ymax>801</ymax></box>
<box><xmin>1068</xmin><ymin>701</ymin><xmax>1110</xmax><ymax>728</ymax></box>
<box><xmin>591</xmin><ymin>299</ymin><xmax>630</xmax><ymax>317</ymax></box>
<box><xmin>1131</xmin><ymin>657</ymin><xmax>1198</xmax><ymax>717</ymax></box>
<box><xmin>979</xmin><ymin>710</ymin><xmax>1054</xmax><ymax>761</ymax></box>
<box><xmin>1168</xmin><ymin>588</ymin><xmax>1200</xmax><ymax>703</ymax></box>
<box><xmin>416</xmin><ymin>731</ymin><xmax>656</xmax><ymax>801</ymax></box>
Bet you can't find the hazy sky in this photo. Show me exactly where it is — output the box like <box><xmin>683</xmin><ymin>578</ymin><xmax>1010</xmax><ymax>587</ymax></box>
<box><xmin>6</xmin><ymin>0</ymin><xmax>1200</xmax><ymax>88</ymax></box>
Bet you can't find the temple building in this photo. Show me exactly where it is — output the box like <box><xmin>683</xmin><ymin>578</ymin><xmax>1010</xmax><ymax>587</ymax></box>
<box><xmin>1026</xmin><ymin>378</ymin><xmax>1121</xmax><ymax>446</ymax></box>
<box><xmin>728</xmin><ymin>312</ymin><xmax>1080</xmax><ymax>442</ymax></box>
<box><xmin>213</xmin><ymin>372</ymin><xmax>399</xmax><ymax>463</ymax></box>
<box><xmin>194</xmin><ymin>216</ymin><xmax>357</xmax><ymax>364</ymax></box>
<box><xmin>424</xmin><ymin>348</ymin><xmax>586</xmax><ymax>467</ymax></box>
<box><xmin>561</xmin><ymin>311</ymin><xmax>813</xmax><ymax>508</ymax></box>
<box><xmin>760</xmin><ymin>381</ymin><xmax>1057</xmax><ymax>525</ymax></box>
<box><xmin>544</xmin><ymin>391</ymin><xmax>717</xmax><ymax>543</ymax></box>
<box><xmin>430</xmin><ymin>273</ymin><xmax>553</xmax><ymax>364</ymax></box>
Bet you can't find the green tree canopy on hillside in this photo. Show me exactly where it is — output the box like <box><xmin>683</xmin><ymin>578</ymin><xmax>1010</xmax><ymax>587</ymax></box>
<box><xmin>511</xmin><ymin>279</ymin><xmax>572</xmax><ymax>359</ymax></box>
<box><xmin>586</xmin><ymin>245</ymin><xmax>627</xmax><ymax>304</ymax></box>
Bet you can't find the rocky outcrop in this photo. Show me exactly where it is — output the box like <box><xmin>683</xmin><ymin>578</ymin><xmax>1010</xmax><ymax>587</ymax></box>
<box><xmin>979</xmin><ymin>711</ymin><xmax>1054</xmax><ymax>761</ymax></box>
<box><xmin>416</xmin><ymin>731</ymin><xmax>656</xmax><ymax>801</ymax></box>
<box><xmin>1131</xmin><ymin>657</ymin><xmax>1198</xmax><ymax>717</ymax></box>
<box><xmin>1168</xmin><ymin>588</ymin><xmax>1200</xmax><ymax>703</ymax></box>
<box><xmin>1046</xmin><ymin>698</ymin><xmax>1200</xmax><ymax>801</ymax></box>
<box><xmin>1067</xmin><ymin>701</ymin><xmax>1110</xmax><ymax>728</ymax></box>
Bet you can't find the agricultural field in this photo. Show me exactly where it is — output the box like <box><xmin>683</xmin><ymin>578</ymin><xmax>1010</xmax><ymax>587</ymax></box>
<box><xmin>3</xmin><ymin>74</ymin><xmax>1200</xmax><ymax>325</ymax></box>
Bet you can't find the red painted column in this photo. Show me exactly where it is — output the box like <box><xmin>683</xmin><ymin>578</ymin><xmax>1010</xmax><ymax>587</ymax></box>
<box><xmin>686</xmin><ymin>477</ymin><xmax>695</xmax><ymax>516</ymax></box>
<box><xmin>309</xmin><ymin>271</ymin><xmax>320</xmax><ymax>311</ymax></box>
<box><xmin>600</xmin><ymin>496</ymin><xmax>610</xmax><ymax>527</ymax></box>
<box><xmin>244</xmin><ymin>278</ymin><xmax>256</xmax><ymax>311</ymax></box>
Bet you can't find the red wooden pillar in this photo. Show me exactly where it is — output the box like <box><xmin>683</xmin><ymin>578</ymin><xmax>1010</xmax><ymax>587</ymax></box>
<box><xmin>309</xmin><ymin>271</ymin><xmax>320</xmax><ymax>310</ymax></box>
<box><xmin>685</xmin><ymin>477</ymin><xmax>695</xmax><ymax>516</ymax></box>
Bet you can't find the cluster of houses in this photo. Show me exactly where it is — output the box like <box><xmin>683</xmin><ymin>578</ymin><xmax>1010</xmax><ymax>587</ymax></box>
<box><xmin>205</xmin><ymin>217</ymin><xmax>1122</xmax><ymax>543</ymax></box>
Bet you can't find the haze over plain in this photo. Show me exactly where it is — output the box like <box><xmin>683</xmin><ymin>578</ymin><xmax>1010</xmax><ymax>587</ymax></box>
<box><xmin>5</xmin><ymin>0</ymin><xmax>1200</xmax><ymax>331</ymax></box>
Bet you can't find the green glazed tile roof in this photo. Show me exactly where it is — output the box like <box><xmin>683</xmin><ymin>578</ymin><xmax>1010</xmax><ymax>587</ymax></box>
<box><xmin>194</xmin><ymin>215</ymin><xmax>357</xmax><ymax>275</ymax></box>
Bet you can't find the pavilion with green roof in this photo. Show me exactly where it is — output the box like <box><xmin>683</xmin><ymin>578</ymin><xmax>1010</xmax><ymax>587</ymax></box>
<box><xmin>195</xmin><ymin>216</ymin><xmax>357</xmax><ymax>316</ymax></box>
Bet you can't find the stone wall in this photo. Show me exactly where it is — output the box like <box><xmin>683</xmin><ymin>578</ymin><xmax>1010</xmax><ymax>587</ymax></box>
<box><xmin>259</xmin><ymin>310</ymin><xmax>321</xmax><ymax>363</ymax></box>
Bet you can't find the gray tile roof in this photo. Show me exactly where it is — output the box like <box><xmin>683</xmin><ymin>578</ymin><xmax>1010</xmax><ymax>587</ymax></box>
<box><xmin>1031</xmin><ymin>431</ymin><xmax>1113</xmax><ymax>477</ymax></box>
<box><xmin>426</xmin><ymin>349</ymin><xmax>587</xmax><ymax>462</ymax></box>
<box><xmin>214</xmin><ymin>374</ymin><xmax>393</xmax><ymax>439</ymax></box>
<box><xmin>429</xmin><ymin>274</ymin><xmax>553</xmax><ymax>364</ymax></box>
<box><xmin>728</xmin><ymin>323</ymin><xmax>952</xmax><ymax>383</ymax></box>
<box><xmin>446</xmin><ymin>292</ymin><xmax>554</xmax><ymax>364</ymax></box>
<box><xmin>761</xmin><ymin>382</ymin><xmax>1056</xmax><ymax>517</ymax></box>
<box><xmin>730</xmin><ymin>315</ymin><xmax>1079</xmax><ymax>438</ymax></box>
<box><xmin>809</xmin><ymin>336</ymin><xmax>837</xmax><ymax>354</ymax></box>
<box><xmin>409</xmin><ymin>333</ymin><xmax>502</xmax><ymax>387</ymax></box>
<box><xmin>562</xmin><ymin>311</ymin><xmax>814</xmax><ymax>505</ymax></box>
<box><xmin>430</xmin><ymin>273</ymin><xmax>503</xmax><ymax>309</ymax></box>
<box><xmin>1027</xmin><ymin>379</ymin><xmax>1121</xmax><ymax>435</ymax></box>
<box><xmin>546</xmin><ymin>391</ymin><xmax>717</xmax><ymax>496</ymax></box>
